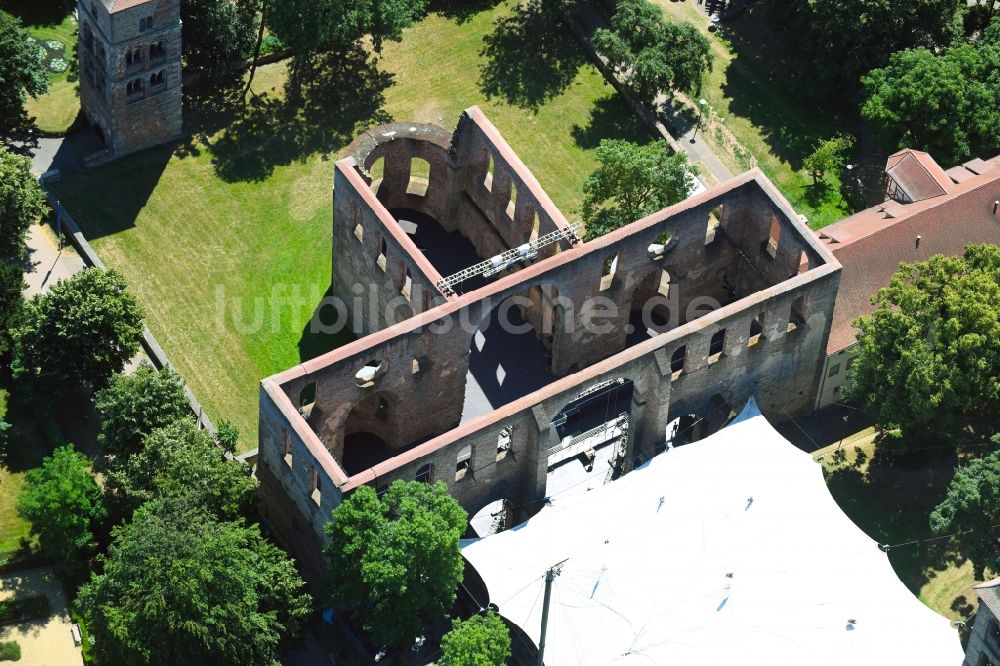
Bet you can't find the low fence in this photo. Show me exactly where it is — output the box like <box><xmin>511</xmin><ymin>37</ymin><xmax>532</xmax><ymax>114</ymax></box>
<box><xmin>40</xmin><ymin>189</ymin><xmax>223</xmax><ymax>443</ymax></box>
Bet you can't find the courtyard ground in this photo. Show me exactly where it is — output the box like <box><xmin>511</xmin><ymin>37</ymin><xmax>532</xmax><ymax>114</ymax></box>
<box><xmin>0</xmin><ymin>566</ymin><xmax>83</xmax><ymax>666</ymax></box>
<box><xmin>780</xmin><ymin>408</ymin><xmax>977</xmax><ymax>622</ymax></box>
<box><xmin>47</xmin><ymin>0</ymin><xmax>652</xmax><ymax>451</ymax></box>
<box><xmin>0</xmin><ymin>0</ymin><xmax>81</xmax><ymax>135</ymax></box>
<box><xmin>651</xmin><ymin>0</ymin><xmax>857</xmax><ymax>228</ymax></box>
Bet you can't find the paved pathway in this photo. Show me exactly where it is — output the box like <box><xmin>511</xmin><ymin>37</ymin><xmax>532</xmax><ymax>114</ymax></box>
<box><xmin>22</xmin><ymin>224</ymin><xmax>85</xmax><ymax>297</ymax></box>
<box><xmin>659</xmin><ymin>92</ymin><xmax>735</xmax><ymax>182</ymax></box>
<box><xmin>0</xmin><ymin>566</ymin><xmax>83</xmax><ymax>666</ymax></box>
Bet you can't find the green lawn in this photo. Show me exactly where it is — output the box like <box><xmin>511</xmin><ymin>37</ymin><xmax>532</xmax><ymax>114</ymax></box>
<box><xmin>49</xmin><ymin>2</ymin><xmax>651</xmax><ymax>451</ymax></box>
<box><xmin>652</xmin><ymin>0</ymin><xmax>857</xmax><ymax>228</ymax></box>
<box><xmin>0</xmin><ymin>389</ymin><xmax>32</xmax><ymax>559</ymax></box>
<box><xmin>0</xmin><ymin>0</ymin><xmax>80</xmax><ymax>135</ymax></box>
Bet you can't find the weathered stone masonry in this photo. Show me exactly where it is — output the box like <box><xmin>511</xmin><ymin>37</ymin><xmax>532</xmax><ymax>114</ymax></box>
<box><xmin>258</xmin><ymin>108</ymin><xmax>841</xmax><ymax>579</ymax></box>
<box><xmin>77</xmin><ymin>0</ymin><xmax>182</xmax><ymax>159</ymax></box>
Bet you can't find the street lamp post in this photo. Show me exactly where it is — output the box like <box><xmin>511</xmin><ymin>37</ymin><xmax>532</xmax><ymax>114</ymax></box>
<box><xmin>690</xmin><ymin>98</ymin><xmax>708</xmax><ymax>143</ymax></box>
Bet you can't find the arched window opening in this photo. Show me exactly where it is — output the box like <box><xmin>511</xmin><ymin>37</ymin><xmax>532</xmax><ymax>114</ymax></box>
<box><xmin>706</xmin><ymin>207</ymin><xmax>722</xmax><ymax>245</ymax></box>
<box><xmin>788</xmin><ymin>296</ymin><xmax>806</xmax><ymax>333</ymax></box>
<box><xmin>408</xmin><ymin>157</ymin><xmax>431</xmax><ymax>196</ymax></box>
<box><xmin>299</xmin><ymin>381</ymin><xmax>317</xmax><ymax>418</ymax></box>
<box><xmin>416</xmin><ymin>463</ymin><xmax>433</xmax><ymax>483</ymax></box>
<box><xmin>648</xmin><ymin>231</ymin><xmax>673</xmax><ymax>258</ymax></box>
<box><xmin>506</xmin><ymin>179</ymin><xmax>518</xmax><ymax>220</ymax></box>
<box><xmin>455</xmin><ymin>445</ymin><xmax>472</xmax><ymax>481</ymax></box>
<box><xmin>766</xmin><ymin>215</ymin><xmax>781</xmax><ymax>258</ymax></box>
<box><xmin>709</xmin><ymin>329</ymin><xmax>726</xmax><ymax>364</ymax></box>
<box><xmin>748</xmin><ymin>314</ymin><xmax>764</xmax><ymax>347</ymax></box>
<box><xmin>600</xmin><ymin>253</ymin><xmax>619</xmax><ymax>291</ymax></box>
<box><xmin>497</xmin><ymin>426</ymin><xmax>513</xmax><ymax>461</ymax></box>
<box><xmin>483</xmin><ymin>153</ymin><xmax>495</xmax><ymax>192</ymax></box>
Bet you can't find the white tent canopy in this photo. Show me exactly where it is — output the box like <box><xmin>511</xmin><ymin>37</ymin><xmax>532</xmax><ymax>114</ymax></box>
<box><xmin>462</xmin><ymin>398</ymin><xmax>963</xmax><ymax>665</ymax></box>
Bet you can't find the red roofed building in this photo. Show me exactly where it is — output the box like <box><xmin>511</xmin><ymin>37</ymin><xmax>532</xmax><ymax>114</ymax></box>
<box><xmin>813</xmin><ymin>150</ymin><xmax>1000</xmax><ymax>409</ymax></box>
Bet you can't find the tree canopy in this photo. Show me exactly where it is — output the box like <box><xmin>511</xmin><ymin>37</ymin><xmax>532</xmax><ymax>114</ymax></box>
<box><xmin>181</xmin><ymin>0</ymin><xmax>261</xmax><ymax>83</ymax></box>
<box><xmin>803</xmin><ymin>135</ymin><xmax>855</xmax><ymax>184</ymax></box>
<box><xmin>12</xmin><ymin>268</ymin><xmax>145</xmax><ymax>394</ymax></box>
<box><xmin>268</xmin><ymin>0</ymin><xmax>428</xmax><ymax>59</ymax></box>
<box><xmin>0</xmin><ymin>261</ymin><xmax>25</xmax><ymax>357</ymax></box>
<box><xmin>930</xmin><ymin>434</ymin><xmax>1000</xmax><ymax>577</ymax></box>
<box><xmin>0</xmin><ymin>13</ymin><xmax>48</xmax><ymax>140</ymax></box>
<box><xmin>593</xmin><ymin>0</ymin><xmax>712</xmax><ymax>105</ymax></box>
<box><xmin>78</xmin><ymin>494</ymin><xmax>311</xmax><ymax>666</ymax></box>
<box><xmin>581</xmin><ymin>139</ymin><xmax>696</xmax><ymax>240</ymax></box>
<box><xmin>762</xmin><ymin>0</ymin><xmax>964</xmax><ymax>100</ymax></box>
<box><xmin>16</xmin><ymin>445</ymin><xmax>105</xmax><ymax>575</ymax></box>
<box><xmin>847</xmin><ymin>245</ymin><xmax>1000</xmax><ymax>445</ymax></box>
<box><xmin>324</xmin><ymin>480</ymin><xmax>467</xmax><ymax>647</ymax></box>
<box><xmin>95</xmin><ymin>362</ymin><xmax>192</xmax><ymax>460</ymax></box>
<box><xmin>439</xmin><ymin>611</ymin><xmax>511</xmax><ymax>666</ymax></box>
<box><xmin>105</xmin><ymin>419</ymin><xmax>257</xmax><ymax>520</ymax></box>
<box><xmin>861</xmin><ymin>19</ymin><xmax>1000</xmax><ymax>167</ymax></box>
<box><xmin>0</xmin><ymin>146</ymin><xmax>48</xmax><ymax>261</ymax></box>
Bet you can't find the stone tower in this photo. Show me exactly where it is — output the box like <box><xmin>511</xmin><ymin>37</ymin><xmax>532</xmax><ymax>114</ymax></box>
<box><xmin>77</xmin><ymin>0</ymin><xmax>182</xmax><ymax>160</ymax></box>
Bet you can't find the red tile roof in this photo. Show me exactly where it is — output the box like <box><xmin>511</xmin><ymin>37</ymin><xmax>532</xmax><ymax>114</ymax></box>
<box><xmin>821</xmin><ymin>155</ymin><xmax>1000</xmax><ymax>355</ymax></box>
<box><xmin>101</xmin><ymin>0</ymin><xmax>154</xmax><ymax>13</ymax></box>
<box><xmin>885</xmin><ymin>149</ymin><xmax>954</xmax><ymax>202</ymax></box>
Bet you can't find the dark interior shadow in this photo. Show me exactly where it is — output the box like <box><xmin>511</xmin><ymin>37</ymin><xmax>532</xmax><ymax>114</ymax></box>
<box><xmin>478</xmin><ymin>0</ymin><xmax>586</xmax><ymax>111</ymax></box>
<box><xmin>468</xmin><ymin>304</ymin><xmax>554</xmax><ymax>410</ymax></box>
<box><xmin>298</xmin><ymin>286</ymin><xmax>357</xmax><ymax>363</ymax></box>
<box><xmin>45</xmin><ymin>141</ymin><xmax>172</xmax><ymax>240</ymax></box>
<box><xmin>209</xmin><ymin>46</ymin><xmax>393</xmax><ymax>183</ymax></box>
<box><xmin>429</xmin><ymin>0</ymin><xmax>502</xmax><ymax>24</ymax></box>
<box><xmin>571</xmin><ymin>93</ymin><xmax>657</xmax><ymax>149</ymax></box>
<box><xmin>712</xmin><ymin>7</ymin><xmax>860</xmax><ymax>171</ymax></box>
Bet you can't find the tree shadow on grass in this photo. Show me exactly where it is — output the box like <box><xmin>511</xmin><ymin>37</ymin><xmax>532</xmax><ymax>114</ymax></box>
<box><xmin>713</xmin><ymin>7</ymin><xmax>860</xmax><ymax>172</ymax></box>
<box><xmin>479</xmin><ymin>0</ymin><xmax>586</xmax><ymax>112</ymax></box>
<box><xmin>429</xmin><ymin>0</ymin><xmax>502</xmax><ymax>24</ymax></box>
<box><xmin>824</xmin><ymin>448</ymin><xmax>964</xmax><ymax>599</ymax></box>
<box><xmin>209</xmin><ymin>47</ymin><xmax>393</xmax><ymax>183</ymax></box>
<box><xmin>571</xmin><ymin>94</ymin><xmax>656</xmax><ymax>149</ymax></box>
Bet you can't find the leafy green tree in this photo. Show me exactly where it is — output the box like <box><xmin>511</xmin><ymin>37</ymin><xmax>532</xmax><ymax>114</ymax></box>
<box><xmin>12</xmin><ymin>269</ymin><xmax>145</xmax><ymax>394</ymax></box>
<box><xmin>581</xmin><ymin>139</ymin><xmax>696</xmax><ymax>240</ymax></box>
<box><xmin>803</xmin><ymin>135</ymin><xmax>855</xmax><ymax>183</ymax></box>
<box><xmin>268</xmin><ymin>0</ymin><xmax>428</xmax><ymax>57</ymax></box>
<box><xmin>593</xmin><ymin>0</ymin><xmax>712</xmax><ymax>105</ymax></box>
<box><xmin>105</xmin><ymin>419</ymin><xmax>257</xmax><ymax>520</ymax></box>
<box><xmin>762</xmin><ymin>0</ymin><xmax>963</xmax><ymax>100</ymax></box>
<box><xmin>0</xmin><ymin>261</ymin><xmax>25</xmax><ymax>356</ymax></box>
<box><xmin>0</xmin><ymin>13</ymin><xmax>48</xmax><ymax>140</ymax></box>
<box><xmin>930</xmin><ymin>434</ymin><xmax>1000</xmax><ymax>577</ymax></box>
<box><xmin>78</xmin><ymin>494</ymin><xmax>311</xmax><ymax>666</ymax></box>
<box><xmin>325</xmin><ymin>481</ymin><xmax>467</xmax><ymax>648</ymax></box>
<box><xmin>440</xmin><ymin>611</ymin><xmax>511</xmax><ymax>666</ymax></box>
<box><xmin>847</xmin><ymin>245</ymin><xmax>1000</xmax><ymax>445</ymax></box>
<box><xmin>0</xmin><ymin>146</ymin><xmax>48</xmax><ymax>262</ymax></box>
<box><xmin>861</xmin><ymin>20</ymin><xmax>1000</xmax><ymax>166</ymax></box>
<box><xmin>94</xmin><ymin>362</ymin><xmax>191</xmax><ymax>460</ymax></box>
<box><xmin>16</xmin><ymin>445</ymin><xmax>105</xmax><ymax>574</ymax></box>
<box><xmin>216</xmin><ymin>419</ymin><xmax>240</xmax><ymax>454</ymax></box>
<box><xmin>182</xmin><ymin>0</ymin><xmax>261</xmax><ymax>83</ymax></box>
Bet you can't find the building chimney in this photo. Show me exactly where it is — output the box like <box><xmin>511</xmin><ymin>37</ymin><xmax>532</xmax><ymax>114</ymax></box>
<box><xmin>915</xmin><ymin>235</ymin><xmax>922</xmax><ymax>249</ymax></box>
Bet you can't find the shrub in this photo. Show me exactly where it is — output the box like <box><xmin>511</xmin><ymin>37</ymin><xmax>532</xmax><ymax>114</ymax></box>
<box><xmin>258</xmin><ymin>34</ymin><xmax>284</xmax><ymax>57</ymax></box>
<box><xmin>0</xmin><ymin>596</ymin><xmax>51</xmax><ymax>623</ymax></box>
<box><xmin>0</xmin><ymin>641</ymin><xmax>20</xmax><ymax>661</ymax></box>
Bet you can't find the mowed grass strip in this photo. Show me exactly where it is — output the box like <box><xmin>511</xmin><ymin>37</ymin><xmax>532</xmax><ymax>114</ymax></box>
<box><xmin>50</xmin><ymin>3</ymin><xmax>651</xmax><ymax>451</ymax></box>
